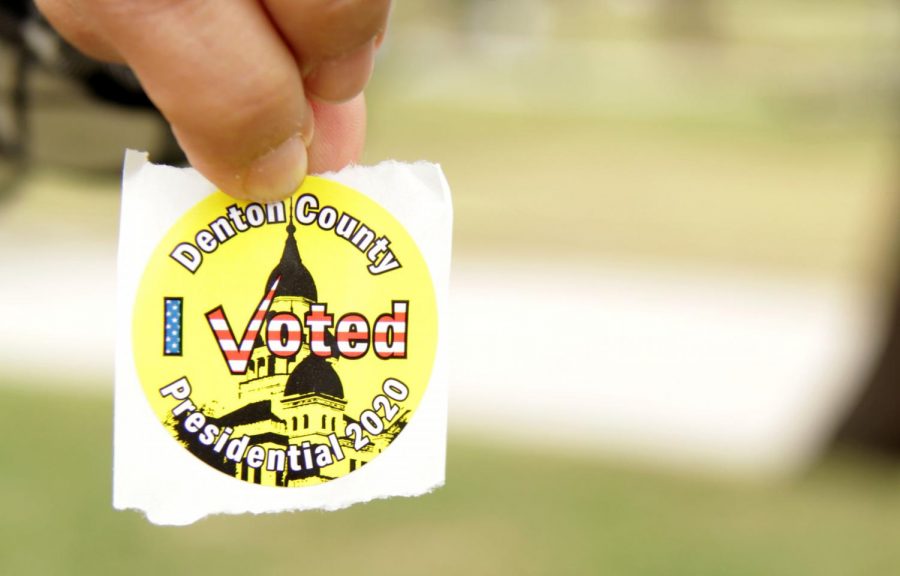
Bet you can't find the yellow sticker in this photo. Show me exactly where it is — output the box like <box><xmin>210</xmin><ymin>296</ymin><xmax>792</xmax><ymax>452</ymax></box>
<box><xmin>132</xmin><ymin>177</ymin><xmax>438</xmax><ymax>487</ymax></box>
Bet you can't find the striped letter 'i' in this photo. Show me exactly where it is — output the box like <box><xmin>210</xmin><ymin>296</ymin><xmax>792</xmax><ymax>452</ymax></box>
<box><xmin>164</xmin><ymin>297</ymin><xmax>184</xmax><ymax>356</ymax></box>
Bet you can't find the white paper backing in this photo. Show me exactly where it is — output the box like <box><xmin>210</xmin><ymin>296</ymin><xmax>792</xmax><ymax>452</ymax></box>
<box><xmin>114</xmin><ymin>151</ymin><xmax>452</xmax><ymax>525</ymax></box>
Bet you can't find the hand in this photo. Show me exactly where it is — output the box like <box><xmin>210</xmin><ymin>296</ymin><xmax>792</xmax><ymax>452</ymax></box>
<box><xmin>36</xmin><ymin>0</ymin><xmax>390</xmax><ymax>201</ymax></box>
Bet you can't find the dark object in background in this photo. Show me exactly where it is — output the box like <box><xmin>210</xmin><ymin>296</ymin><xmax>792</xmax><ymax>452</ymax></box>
<box><xmin>833</xmin><ymin>87</ymin><xmax>900</xmax><ymax>454</ymax></box>
<box><xmin>0</xmin><ymin>0</ymin><xmax>183</xmax><ymax>192</ymax></box>
<box><xmin>836</xmin><ymin>265</ymin><xmax>900</xmax><ymax>453</ymax></box>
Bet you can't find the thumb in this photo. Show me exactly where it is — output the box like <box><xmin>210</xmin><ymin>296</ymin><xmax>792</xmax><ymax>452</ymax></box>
<box><xmin>85</xmin><ymin>1</ymin><xmax>314</xmax><ymax>201</ymax></box>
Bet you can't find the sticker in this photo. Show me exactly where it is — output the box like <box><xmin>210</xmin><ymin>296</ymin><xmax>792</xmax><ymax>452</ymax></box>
<box><xmin>132</xmin><ymin>177</ymin><xmax>438</xmax><ymax>488</ymax></box>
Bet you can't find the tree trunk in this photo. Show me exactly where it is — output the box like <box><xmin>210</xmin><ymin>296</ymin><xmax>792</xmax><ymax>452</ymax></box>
<box><xmin>835</xmin><ymin>268</ymin><xmax>900</xmax><ymax>453</ymax></box>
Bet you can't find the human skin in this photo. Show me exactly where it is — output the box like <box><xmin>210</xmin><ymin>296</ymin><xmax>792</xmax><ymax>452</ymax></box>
<box><xmin>35</xmin><ymin>0</ymin><xmax>391</xmax><ymax>201</ymax></box>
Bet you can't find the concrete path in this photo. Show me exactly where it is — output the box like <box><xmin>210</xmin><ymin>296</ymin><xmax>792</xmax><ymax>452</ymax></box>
<box><xmin>0</xmin><ymin>207</ymin><xmax>880</xmax><ymax>476</ymax></box>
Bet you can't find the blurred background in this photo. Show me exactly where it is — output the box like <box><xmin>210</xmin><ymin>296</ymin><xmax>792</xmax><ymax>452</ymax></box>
<box><xmin>2</xmin><ymin>0</ymin><xmax>900</xmax><ymax>573</ymax></box>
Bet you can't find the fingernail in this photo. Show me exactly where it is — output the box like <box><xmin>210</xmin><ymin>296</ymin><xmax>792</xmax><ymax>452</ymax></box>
<box><xmin>242</xmin><ymin>134</ymin><xmax>307</xmax><ymax>201</ymax></box>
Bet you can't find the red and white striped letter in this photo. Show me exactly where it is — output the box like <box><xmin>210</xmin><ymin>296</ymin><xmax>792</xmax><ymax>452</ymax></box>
<box><xmin>206</xmin><ymin>277</ymin><xmax>280</xmax><ymax>374</ymax></box>
<box><xmin>266</xmin><ymin>312</ymin><xmax>303</xmax><ymax>358</ymax></box>
<box><xmin>336</xmin><ymin>313</ymin><xmax>370</xmax><ymax>359</ymax></box>
<box><xmin>373</xmin><ymin>301</ymin><xmax>408</xmax><ymax>359</ymax></box>
<box><xmin>305</xmin><ymin>304</ymin><xmax>334</xmax><ymax>358</ymax></box>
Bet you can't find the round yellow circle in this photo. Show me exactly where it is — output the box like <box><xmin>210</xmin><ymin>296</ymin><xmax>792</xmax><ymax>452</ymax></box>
<box><xmin>133</xmin><ymin>177</ymin><xmax>438</xmax><ymax>487</ymax></box>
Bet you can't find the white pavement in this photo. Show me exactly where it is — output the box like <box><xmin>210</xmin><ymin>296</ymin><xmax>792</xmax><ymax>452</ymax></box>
<box><xmin>0</xmin><ymin>232</ymin><xmax>882</xmax><ymax>478</ymax></box>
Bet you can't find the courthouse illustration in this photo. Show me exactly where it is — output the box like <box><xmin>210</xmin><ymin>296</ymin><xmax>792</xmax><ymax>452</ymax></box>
<box><xmin>171</xmin><ymin>220</ymin><xmax>406</xmax><ymax>486</ymax></box>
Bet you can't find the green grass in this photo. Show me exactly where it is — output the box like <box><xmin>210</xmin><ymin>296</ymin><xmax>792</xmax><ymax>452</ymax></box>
<box><xmin>4</xmin><ymin>0</ymin><xmax>898</xmax><ymax>286</ymax></box>
<box><xmin>2</xmin><ymin>386</ymin><xmax>900</xmax><ymax>575</ymax></box>
<box><xmin>364</xmin><ymin>100</ymin><xmax>896</xmax><ymax>286</ymax></box>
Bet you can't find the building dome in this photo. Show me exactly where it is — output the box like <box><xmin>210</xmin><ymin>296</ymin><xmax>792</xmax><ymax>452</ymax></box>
<box><xmin>284</xmin><ymin>354</ymin><xmax>344</xmax><ymax>399</ymax></box>
<box><xmin>266</xmin><ymin>222</ymin><xmax>317</xmax><ymax>300</ymax></box>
